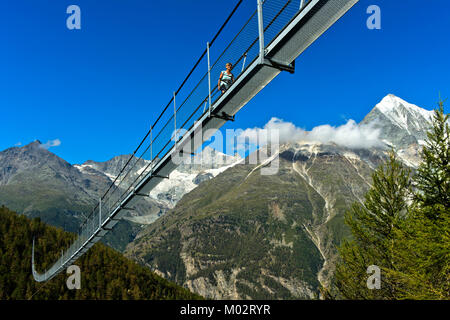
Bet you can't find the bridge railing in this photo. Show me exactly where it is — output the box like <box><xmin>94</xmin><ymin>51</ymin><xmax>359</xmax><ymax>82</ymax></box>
<box><xmin>99</xmin><ymin>0</ymin><xmax>312</xmax><ymax>206</ymax></box>
<box><xmin>95</xmin><ymin>0</ymin><xmax>309</xmax><ymax>217</ymax></box>
<box><xmin>36</xmin><ymin>0</ymin><xmax>313</xmax><ymax>279</ymax></box>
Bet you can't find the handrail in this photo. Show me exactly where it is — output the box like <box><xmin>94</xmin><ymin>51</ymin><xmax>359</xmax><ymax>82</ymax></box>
<box><xmin>31</xmin><ymin>0</ymin><xmax>359</xmax><ymax>282</ymax></box>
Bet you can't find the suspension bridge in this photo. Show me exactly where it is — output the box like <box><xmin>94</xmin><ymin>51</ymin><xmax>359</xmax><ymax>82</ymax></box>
<box><xmin>32</xmin><ymin>0</ymin><xmax>359</xmax><ymax>282</ymax></box>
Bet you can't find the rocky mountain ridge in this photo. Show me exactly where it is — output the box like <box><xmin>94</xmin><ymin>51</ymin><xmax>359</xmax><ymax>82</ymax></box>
<box><xmin>0</xmin><ymin>141</ymin><xmax>242</xmax><ymax>249</ymax></box>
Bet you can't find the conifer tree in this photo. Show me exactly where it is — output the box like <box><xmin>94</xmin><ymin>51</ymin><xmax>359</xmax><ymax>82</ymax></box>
<box><xmin>414</xmin><ymin>99</ymin><xmax>450</xmax><ymax>215</ymax></box>
<box><xmin>392</xmin><ymin>100</ymin><xmax>450</xmax><ymax>299</ymax></box>
<box><xmin>335</xmin><ymin>99</ymin><xmax>449</xmax><ymax>300</ymax></box>
<box><xmin>335</xmin><ymin>151</ymin><xmax>411</xmax><ymax>299</ymax></box>
<box><xmin>0</xmin><ymin>206</ymin><xmax>202</xmax><ymax>300</ymax></box>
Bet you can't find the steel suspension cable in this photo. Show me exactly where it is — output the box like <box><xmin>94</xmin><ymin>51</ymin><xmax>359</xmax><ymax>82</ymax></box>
<box><xmin>79</xmin><ymin>0</ymin><xmax>244</xmax><ymax>229</ymax></box>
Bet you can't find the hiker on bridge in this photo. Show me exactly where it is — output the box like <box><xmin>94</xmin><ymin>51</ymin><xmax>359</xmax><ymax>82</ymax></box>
<box><xmin>218</xmin><ymin>62</ymin><xmax>234</xmax><ymax>94</ymax></box>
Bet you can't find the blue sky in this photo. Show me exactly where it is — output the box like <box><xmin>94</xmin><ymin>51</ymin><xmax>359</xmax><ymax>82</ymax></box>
<box><xmin>1</xmin><ymin>0</ymin><xmax>449</xmax><ymax>164</ymax></box>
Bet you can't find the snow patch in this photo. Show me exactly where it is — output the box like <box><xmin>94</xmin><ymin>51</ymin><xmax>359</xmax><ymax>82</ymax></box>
<box><xmin>244</xmin><ymin>149</ymin><xmax>280</xmax><ymax>181</ymax></box>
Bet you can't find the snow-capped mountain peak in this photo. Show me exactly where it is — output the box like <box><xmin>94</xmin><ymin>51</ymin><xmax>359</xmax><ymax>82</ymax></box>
<box><xmin>374</xmin><ymin>94</ymin><xmax>434</xmax><ymax>132</ymax></box>
<box><xmin>361</xmin><ymin>94</ymin><xmax>434</xmax><ymax>150</ymax></box>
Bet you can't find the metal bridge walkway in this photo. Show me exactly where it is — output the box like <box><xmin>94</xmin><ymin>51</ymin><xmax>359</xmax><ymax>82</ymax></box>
<box><xmin>32</xmin><ymin>0</ymin><xmax>359</xmax><ymax>282</ymax></box>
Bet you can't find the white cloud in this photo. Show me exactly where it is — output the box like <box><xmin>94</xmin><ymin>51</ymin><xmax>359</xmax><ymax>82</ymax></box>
<box><xmin>237</xmin><ymin>117</ymin><xmax>383</xmax><ymax>149</ymax></box>
<box><xmin>41</xmin><ymin>139</ymin><xmax>62</xmax><ymax>149</ymax></box>
<box><xmin>15</xmin><ymin>142</ymin><xmax>22</xmax><ymax>146</ymax></box>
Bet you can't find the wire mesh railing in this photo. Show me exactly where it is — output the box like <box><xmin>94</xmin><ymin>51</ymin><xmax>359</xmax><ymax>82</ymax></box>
<box><xmin>34</xmin><ymin>0</ymin><xmax>314</xmax><ymax>280</ymax></box>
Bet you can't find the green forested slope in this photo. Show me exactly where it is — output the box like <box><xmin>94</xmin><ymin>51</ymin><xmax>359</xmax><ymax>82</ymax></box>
<box><xmin>0</xmin><ymin>206</ymin><xmax>202</xmax><ymax>300</ymax></box>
